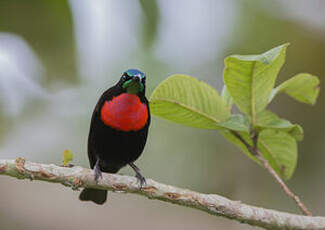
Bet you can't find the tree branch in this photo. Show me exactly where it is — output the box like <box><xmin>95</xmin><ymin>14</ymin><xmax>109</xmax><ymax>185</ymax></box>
<box><xmin>0</xmin><ymin>158</ymin><xmax>324</xmax><ymax>230</ymax></box>
<box><xmin>254</xmin><ymin>153</ymin><xmax>312</xmax><ymax>216</ymax></box>
<box><xmin>230</xmin><ymin>130</ymin><xmax>312</xmax><ymax>216</ymax></box>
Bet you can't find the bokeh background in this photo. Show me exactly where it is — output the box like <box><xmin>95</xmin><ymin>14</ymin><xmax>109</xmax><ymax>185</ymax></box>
<box><xmin>0</xmin><ymin>1</ymin><xmax>324</xmax><ymax>229</ymax></box>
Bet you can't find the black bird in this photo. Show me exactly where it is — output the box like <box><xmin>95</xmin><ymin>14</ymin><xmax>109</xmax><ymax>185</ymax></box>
<box><xmin>79</xmin><ymin>69</ymin><xmax>150</xmax><ymax>204</ymax></box>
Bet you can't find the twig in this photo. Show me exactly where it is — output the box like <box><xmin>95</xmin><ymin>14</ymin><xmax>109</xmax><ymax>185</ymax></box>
<box><xmin>0</xmin><ymin>158</ymin><xmax>324</xmax><ymax>230</ymax></box>
<box><xmin>231</xmin><ymin>130</ymin><xmax>312</xmax><ymax>216</ymax></box>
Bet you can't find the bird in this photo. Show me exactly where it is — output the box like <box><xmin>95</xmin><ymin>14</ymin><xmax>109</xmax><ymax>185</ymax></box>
<box><xmin>79</xmin><ymin>69</ymin><xmax>150</xmax><ymax>205</ymax></box>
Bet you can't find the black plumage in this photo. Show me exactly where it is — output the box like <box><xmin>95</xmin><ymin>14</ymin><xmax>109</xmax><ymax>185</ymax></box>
<box><xmin>79</xmin><ymin>69</ymin><xmax>150</xmax><ymax>204</ymax></box>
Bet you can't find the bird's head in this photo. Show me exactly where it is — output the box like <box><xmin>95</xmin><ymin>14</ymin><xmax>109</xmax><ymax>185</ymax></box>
<box><xmin>119</xmin><ymin>69</ymin><xmax>146</xmax><ymax>95</ymax></box>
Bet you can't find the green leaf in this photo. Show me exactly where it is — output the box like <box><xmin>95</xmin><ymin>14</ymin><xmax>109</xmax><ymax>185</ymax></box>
<box><xmin>221</xmin><ymin>85</ymin><xmax>233</xmax><ymax>110</ymax></box>
<box><xmin>218</xmin><ymin>114</ymin><xmax>250</xmax><ymax>132</ymax></box>
<box><xmin>222</xmin><ymin>129</ymin><xmax>297</xmax><ymax>180</ymax></box>
<box><xmin>258</xmin><ymin>129</ymin><xmax>297</xmax><ymax>179</ymax></box>
<box><xmin>150</xmin><ymin>74</ymin><xmax>230</xmax><ymax>129</ymax></box>
<box><xmin>62</xmin><ymin>149</ymin><xmax>73</xmax><ymax>166</ymax></box>
<box><xmin>224</xmin><ymin>43</ymin><xmax>289</xmax><ymax>125</ymax></box>
<box><xmin>288</xmin><ymin>125</ymin><xmax>303</xmax><ymax>142</ymax></box>
<box><xmin>270</xmin><ymin>73</ymin><xmax>320</xmax><ymax>105</ymax></box>
<box><xmin>256</xmin><ymin>110</ymin><xmax>303</xmax><ymax>141</ymax></box>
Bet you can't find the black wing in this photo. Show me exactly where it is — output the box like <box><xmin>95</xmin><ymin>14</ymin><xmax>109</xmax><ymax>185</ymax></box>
<box><xmin>87</xmin><ymin>86</ymin><xmax>118</xmax><ymax>168</ymax></box>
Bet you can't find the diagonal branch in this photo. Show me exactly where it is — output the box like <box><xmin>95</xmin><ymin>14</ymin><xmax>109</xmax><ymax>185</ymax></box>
<box><xmin>254</xmin><ymin>153</ymin><xmax>312</xmax><ymax>216</ymax></box>
<box><xmin>0</xmin><ymin>158</ymin><xmax>324</xmax><ymax>230</ymax></box>
<box><xmin>231</xmin><ymin>130</ymin><xmax>312</xmax><ymax>216</ymax></box>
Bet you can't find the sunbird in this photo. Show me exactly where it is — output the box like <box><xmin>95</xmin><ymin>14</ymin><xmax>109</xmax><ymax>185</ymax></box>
<box><xmin>79</xmin><ymin>69</ymin><xmax>151</xmax><ymax>204</ymax></box>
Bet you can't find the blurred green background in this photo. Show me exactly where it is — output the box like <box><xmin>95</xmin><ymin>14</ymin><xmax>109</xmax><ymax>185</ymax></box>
<box><xmin>0</xmin><ymin>1</ymin><xmax>324</xmax><ymax>229</ymax></box>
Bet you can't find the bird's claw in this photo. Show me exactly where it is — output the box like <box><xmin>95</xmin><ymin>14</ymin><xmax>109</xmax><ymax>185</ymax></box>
<box><xmin>129</xmin><ymin>162</ymin><xmax>146</xmax><ymax>189</ymax></box>
<box><xmin>93</xmin><ymin>157</ymin><xmax>103</xmax><ymax>183</ymax></box>
<box><xmin>135</xmin><ymin>171</ymin><xmax>146</xmax><ymax>189</ymax></box>
<box><xmin>94</xmin><ymin>167</ymin><xmax>102</xmax><ymax>182</ymax></box>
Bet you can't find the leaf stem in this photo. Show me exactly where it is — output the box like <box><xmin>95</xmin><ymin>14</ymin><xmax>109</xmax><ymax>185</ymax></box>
<box><xmin>231</xmin><ymin>130</ymin><xmax>312</xmax><ymax>216</ymax></box>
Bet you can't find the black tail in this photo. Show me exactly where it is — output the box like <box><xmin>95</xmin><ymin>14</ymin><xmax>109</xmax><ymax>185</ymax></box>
<box><xmin>79</xmin><ymin>188</ymin><xmax>107</xmax><ymax>205</ymax></box>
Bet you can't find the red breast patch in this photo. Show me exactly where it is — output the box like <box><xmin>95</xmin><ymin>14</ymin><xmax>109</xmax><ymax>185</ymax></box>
<box><xmin>100</xmin><ymin>93</ymin><xmax>148</xmax><ymax>131</ymax></box>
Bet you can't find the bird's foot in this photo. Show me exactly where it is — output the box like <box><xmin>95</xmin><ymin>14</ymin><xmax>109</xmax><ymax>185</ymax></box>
<box><xmin>135</xmin><ymin>171</ymin><xmax>146</xmax><ymax>189</ymax></box>
<box><xmin>129</xmin><ymin>162</ymin><xmax>146</xmax><ymax>189</ymax></box>
<box><xmin>94</xmin><ymin>167</ymin><xmax>102</xmax><ymax>182</ymax></box>
<box><xmin>94</xmin><ymin>158</ymin><xmax>102</xmax><ymax>183</ymax></box>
